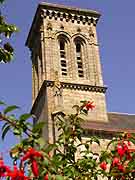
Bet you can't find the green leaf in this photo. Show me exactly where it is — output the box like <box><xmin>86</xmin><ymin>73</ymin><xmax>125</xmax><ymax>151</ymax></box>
<box><xmin>2</xmin><ymin>122</ymin><xmax>9</xmax><ymax>131</ymax></box>
<box><xmin>106</xmin><ymin>158</ymin><xmax>112</xmax><ymax>164</ymax></box>
<box><xmin>100</xmin><ymin>151</ymin><xmax>110</xmax><ymax>162</ymax></box>
<box><xmin>0</xmin><ymin>100</ymin><xmax>6</xmax><ymax>105</ymax></box>
<box><xmin>4</xmin><ymin>42</ymin><xmax>13</xmax><ymax>52</ymax></box>
<box><xmin>0</xmin><ymin>0</ymin><xmax>5</xmax><ymax>4</ymax></box>
<box><xmin>45</xmin><ymin>144</ymin><xmax>57</xmax><ymax>153</ymax></box>
<box><xmin>6</xmin><ymin>176</ymin><xmax>10</xmax><ymax>180</ymax></box>
<box><xmin>10</xmin><ymin>147</ymin><xmax>20</xmax><ymax>159</ymax></box>
<box><xmin>106</xmin><ymin>139</ymin><xmax>117</xmax><ymax>149</ymax></box>
<box><xmin>43</xmin><ymin>160</ymin><xmax>49</xmax><ymax>168</ymax></box>
<box><xmin>9</xmin><ymin>114</ymin><xmax>16</xmax><ymax>121</ymax></box>
<box><xmin>13</xmin><ymin>128</ymin><xmax>22</xmax><ymax>136</ymax></box>
<box><xmin>32</xmin><ymin>121</ymin><xmax>45</xmax><ymax>133</ymax></box>
<box><xmin>80</xmin><ymin>100</ymin><xmax>87</xmax><ymax>103</ymax></box>
<box><xmin>91</xmin><ymin>136</ymin><xmax>100</xmax><ymax>145</ymax></box>
<box><xmin>128</xmin><ymin>160</ymin><xmax>135</xmax><ymax>170</ymax></box>
<box><xmin>19</xmin><ymin>113</ymin><xmax>31</xmax><ymax>121</ymax></box>
<box><xmin>4</xmin><ymin>105</ymin><xmax>19</xmax><ymax>114</ymax></box>
<box><xmin>85</xmin><ymin>143</ymin><xmax>89</xmax><ymax>150</ymax></box>
<box><xmin>130</xmin><ymin>138</ymin><xmax>135</xmax><ymax>145</ymax></box>
<box><xmin>82</xmin><ymin>109</ymin><xmax>88</xmax><ymax>115</ymax></box>
<box><xmin>2</xmin><ymin>125</ymin><xmax>10</xmax><ymax>140</ymax></box>
<box><xmin>55</xmin><ymin>175</ymin><xmax>64</xmax><ymax>180</ymax></box>
<box><xmin>36</xmin><ymin>137</ymin><xmax>45</xmax><ymax>147</ymax></box>
<box><xmin>72</xmin><ymin>105</ymin><xmax>80</xmax><ymax>113</ymax></box>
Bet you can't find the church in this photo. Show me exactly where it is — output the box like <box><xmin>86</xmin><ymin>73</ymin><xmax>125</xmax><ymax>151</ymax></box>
<box><xmin>26</xmin><ymin>2</ymin><xmax>135</xmax><ymax>144</ymax></box>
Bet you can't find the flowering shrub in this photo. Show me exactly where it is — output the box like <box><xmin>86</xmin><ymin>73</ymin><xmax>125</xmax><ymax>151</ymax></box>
<box><xmin>0</xmin><ymin>0</ymin><xmax>18</xmax><ymax>63</ymax></box>
<box><xmin>99</xmin><ymin>132</ymin><xmax>135</xmax><ymax>179</ymax></box>
<box><xmin>0</xmin><ymin>101</ymin><xmax>134</xmax><ymax>180</ymax></box>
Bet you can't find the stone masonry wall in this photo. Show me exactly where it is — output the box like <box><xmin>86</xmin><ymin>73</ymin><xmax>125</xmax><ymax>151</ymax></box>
<box><xmin>28</xmin><ymin>3</ymin><xmax>108</xmax><ymax>144</ymax></box>
<box><xmin>62</xmin><ymin>88</ymin><xmax>108</xmax><ymax>122</ymax></box>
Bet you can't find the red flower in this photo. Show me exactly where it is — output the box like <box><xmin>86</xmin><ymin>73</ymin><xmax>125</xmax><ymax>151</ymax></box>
<box><xmin>44</xmin><ymin>173</ymin><xmax>49</xmax><ymax>180</ymax></box>
<box><xmin>117</xmin><ymin>144</ymin><xmax>125</xmax><ymax>157</ymax></box>
<box><xmin>127</xmin><ymin>133</ymin><xmax>131</xmax><ymax>138</ymax></box>
<box><xmin>122</xmin><ymin>176</ymin><xmax>125</xmax><ymax>180</ymax></box>
<box><xmin>118</xmin><ymin>164</ymin><xmax>125</xmax><ymax>172</ymax></box>
<box><xmin>0</xmin><ymin>158</ymin><xmax>10</xmax><ymax>177</ymax></box>
<box><xmin>112</xmin><ymin>157</ymin><xmax>120</xmax><ymax>167</ymax></box>
<box><xmin>21</xmin><ymin>148</ymin><xmax>43</xmax><ymax>177</ymax></box>
<box><xmin>100</xmin><ymin>161</ymin><xmax>107</xmax><ymax>170</ymax></box>
<box><xmin>127</xmin><ymin>141</ymin><xmax>131</xmax><ymax>146</ymax></box>
<box><xmin>126</xmin><ymin>153</ymin><xmax>132</xmax><ymax>160</ymax></box>
<box><xmin>21</xmin><ymin>148</ymin><xmax>43</xmax><ymax>161</ymax></box>
<box><xmin>7</xmin><ymin>165</ymin><xmax>29</xmax><ymax>180</ymax></box>
<box><xmin>85</xmin><ymin>101</ymin><xmax>95</xmax><ymax>111</ymax></box>
<box><xmin>31</xmin><ymin>159</ymin><xmax>39</xmax><ymax>177</ymax></box>
<box><xmin>123</xmin><ymin>143</ymin><xmax>128</xmax><ymax>153</ymax></box>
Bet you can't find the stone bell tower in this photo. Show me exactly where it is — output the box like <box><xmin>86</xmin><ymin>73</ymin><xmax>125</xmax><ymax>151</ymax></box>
<box><xmin>26</xmin><ymin>2</ymin><xmax>108</xmax><ymax>143</ymax></box>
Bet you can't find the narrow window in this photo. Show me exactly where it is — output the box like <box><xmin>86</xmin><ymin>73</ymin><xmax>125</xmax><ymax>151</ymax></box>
<box><xmin>76</xmin><ymin>43</ymin><xmax>81</xmax><ymax>52</ymax></box>
<box><xmin>60</xmin><ymin>41</ymin><xmax>64</xmax><ymax>50</ymax></box>
<box><xmin>59</xmin><ymin>39</ymin><xmax>67</xmax><ymax>76</ymax></box>
<box><xmin>76</xmin><ymin>42</ymin><xmax>84</xmax><ymax>77</ymax></box>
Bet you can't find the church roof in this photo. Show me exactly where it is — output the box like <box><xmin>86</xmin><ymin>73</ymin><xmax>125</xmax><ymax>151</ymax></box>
<box><xmin>82</xmin><ymin>112</ymin><xmax>135</xmax><ymax>133</ymax></box>
<box><xmin>39</xmin><ymin>2</ymin><xmax>101</xmax><ymax>17</ymax></box>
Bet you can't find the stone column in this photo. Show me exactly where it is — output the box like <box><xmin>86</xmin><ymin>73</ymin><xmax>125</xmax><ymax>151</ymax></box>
<box><xmin>32</xmin><ymin>64</ymin><xmax>35</xmax><ymax>104</ymax></box>
<box><xmin>40</xmin><ymin>23</ymin><xmax>46</xmax><ymax>81</ymax></box>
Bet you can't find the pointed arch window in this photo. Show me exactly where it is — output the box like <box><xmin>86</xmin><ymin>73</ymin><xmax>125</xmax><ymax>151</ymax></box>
<box><xmin>75</xmin><ymin>41</ymin><xmax>84</xmax><ymax>77</ymax></box>
<box><xmin>59</xmin><ymin>38</ymin><xmax>68</xmax><ymax>76</ymax></box>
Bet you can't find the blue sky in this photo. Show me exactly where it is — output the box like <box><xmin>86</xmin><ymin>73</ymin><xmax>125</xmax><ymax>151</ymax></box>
<box><xmin>0</xmin><ymin>0</ymin><xmax>135</xmax><ymax>163</ymax></box>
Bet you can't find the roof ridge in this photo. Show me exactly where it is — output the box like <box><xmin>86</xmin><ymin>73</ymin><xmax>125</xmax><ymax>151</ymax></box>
<box><xmin>39</xmin><ymin>2</ymin><xmax>101</xmax><ymax>15</ymax></box>
<box><xmin>108</xmin><ymin>112</ymin><xmax>135</xmax><ymax>116</ymax></box>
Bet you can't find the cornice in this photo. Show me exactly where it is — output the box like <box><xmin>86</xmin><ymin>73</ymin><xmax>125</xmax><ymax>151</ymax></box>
<box><xmin>41</xmin><ymin>9</ymin><xmax>99</xmax><ymax>25</ymax></box>
<box><xmin>31</xmin><ymin>80</ymin><xmax>107</xmax><ymax>115</ymax></box>
<box><xmin>44</xmin><ymin>80</ymin><xmax>107</xmax><ymax>93</ymax></box>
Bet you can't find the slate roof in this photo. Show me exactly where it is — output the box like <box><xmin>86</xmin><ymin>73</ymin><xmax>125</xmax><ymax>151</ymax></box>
<box><xmin>82</xmin><ymin>112</ymin><xmax>135</xmax><ymax>133</ymax></box>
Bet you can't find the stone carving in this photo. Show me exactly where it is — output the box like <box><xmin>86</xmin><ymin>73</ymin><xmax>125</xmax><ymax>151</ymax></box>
<box><xmin>60</xmin><ymin>24</ymin><xmax>64</xmax><ymax>30</ymax></box>
<box><xmin>89</xmin><ymin>26</ymin><xmax>94</xmax><ymax>37</ymax></box>
<box><xmin>77</xmin><ymin>27</ymin><xmax>81</xmax><ymax>32</ymax></box>
<box><xmin>53</xmin><ymin>71</ymin><xmax>63</xmax><ymax>109</ymax></box>
<box><xmin>53</xmin><ymin>71</ymin><xmax>62</xmax><ymax>96</ymax></box>
<box><xmin>39</xmin><ymin>24</ymin><xmax>44</xmax><ymax>32</ymax></box>
<box><xmin>46</xmin><ymin>22</ymin><xmax>53</xmax><ymax>38</ymax></box>
<box><xmin>46</xmin><ymin>22</ymin><xmax>52</xmax><ymax>31</ymax></box>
